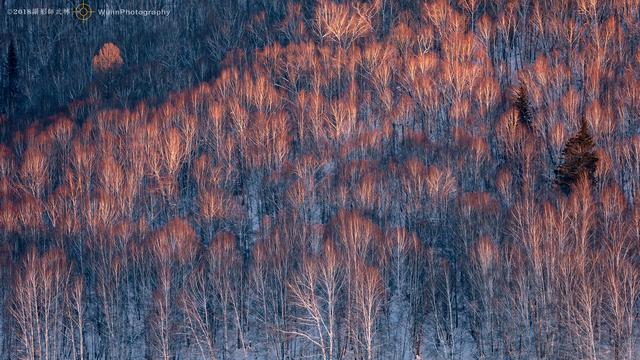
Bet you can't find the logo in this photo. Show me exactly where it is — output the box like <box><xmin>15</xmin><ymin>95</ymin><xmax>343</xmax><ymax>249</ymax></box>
<box><xmin>73</xmin><ymin>1</ymin><xmax>94</xmax><ymax>22</ymax></box>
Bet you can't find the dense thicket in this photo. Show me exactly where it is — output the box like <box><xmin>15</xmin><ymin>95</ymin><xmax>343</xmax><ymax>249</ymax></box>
<box><xmin>1</xmin><ymin>40</ymin><xmax>18</xmax><ymax>116</ymax></box>
<box><xmin>1</xmin><ymin>0</ymin><xmax>640</xmax><ymax>359</ymax></box>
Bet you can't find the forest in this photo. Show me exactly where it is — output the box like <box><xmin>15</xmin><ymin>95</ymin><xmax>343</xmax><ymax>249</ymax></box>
<box><xmin>0</xmin><ymin>0</ymin><xmax>640</xmax><ymax>359</ymax></box>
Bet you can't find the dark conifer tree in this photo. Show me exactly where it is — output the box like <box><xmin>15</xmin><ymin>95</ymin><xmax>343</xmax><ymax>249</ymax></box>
<box><xmin>554</xmin><ymin>118</ymin><xmax>599</xmax><ymax>194</ymax></box>
<box><xmin>514</xmin><ymin>85</ymin><xmax>532</xmax><ymax>130</ymax></box>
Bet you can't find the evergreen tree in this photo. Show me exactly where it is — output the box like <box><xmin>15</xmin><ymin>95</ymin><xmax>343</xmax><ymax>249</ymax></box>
<box><xmin>514</xmin><ymin>85</ymin><xmax>533</xmax><ymax>129</ymax></box>
<box><xmin>2</xmin><ymin>40</ymin><xmax>19</xmax><ymax>116</ymax></box>
<box><xmin>554</xmin><ymin>118</ymin><xmax>599</xmax><ymax>194</ymax></box>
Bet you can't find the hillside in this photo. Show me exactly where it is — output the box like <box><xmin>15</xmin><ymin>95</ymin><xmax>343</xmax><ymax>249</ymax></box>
<box><xmin>1</xmin><ymin>1</ymin><xmax>640</xmax><ymax>359</ymax></box>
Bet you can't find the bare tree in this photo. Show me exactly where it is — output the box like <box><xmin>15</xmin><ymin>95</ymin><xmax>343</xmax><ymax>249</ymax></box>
<box><xmin>287</xmin><ymin>239</ymin><xmax>343</xmax><ymax>360</ymax></box>
<box><xmin>92</xmin><ymin>43</ymin><xmax>124</xmax><ymax>74</ymax></box>
<box><xmin>352</xmin><ymin>262</ymin><xmax>385</xmax><ymax>360</ymax></box>
<box><xmin>179</xmin><ymin>265</ymin><xmax>217</xmax><ymax>360</ymax></box>
<box><xmin>65</xmin><ymin>278</ymin><xmax>85</xmax><ymax>360</ymax></box>
<box><xmin>208</xmin><ymin>231</ymin><xmax>247</xmax><ymax>359</ymax></box>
